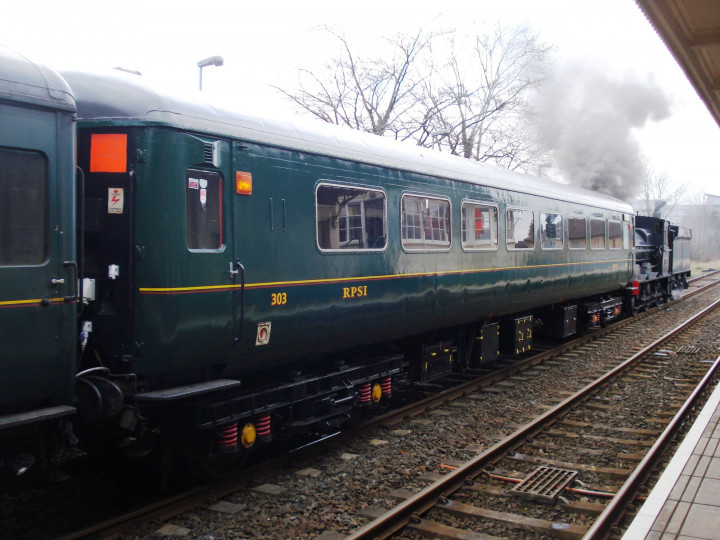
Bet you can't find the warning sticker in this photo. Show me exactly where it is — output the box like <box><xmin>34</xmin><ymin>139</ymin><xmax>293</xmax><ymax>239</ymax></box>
<box><xmin>255</xmin><ymin>322</ymin><xmax>271</xmax><ymax>346</ymax></box>
<box><xmin>188</xmin><ymin>178</ymin><xmax>199</xmax><ymax>190</ymax></box>
<box><xmin>108</xmin><ymin>188</ymin><xmax>124</xmax><ymax>214</ymax></box>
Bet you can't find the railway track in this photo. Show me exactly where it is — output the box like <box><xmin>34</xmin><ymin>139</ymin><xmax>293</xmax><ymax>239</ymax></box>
<box><xmin>44</xmin><ymin>272</ymin><xmax>720</xmax><ymax>538</ymax></box>
<box><xmin>348</xmin><ymin>293</ymin><xmax>720</xmax><ymax>538</ymax></box>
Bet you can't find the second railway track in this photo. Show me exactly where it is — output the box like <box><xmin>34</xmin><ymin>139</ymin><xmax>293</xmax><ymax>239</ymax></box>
<box><xmin>350</xmin><ymin>283</ymin><xmax>720</xmax><ymax>539</ymax></box>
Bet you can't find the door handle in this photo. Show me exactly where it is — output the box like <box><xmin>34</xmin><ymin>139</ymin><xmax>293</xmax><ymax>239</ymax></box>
<box><xmin>47</xmin><ymin>262</ymin><xmax>78</xmax><ymax>305</ymax></box>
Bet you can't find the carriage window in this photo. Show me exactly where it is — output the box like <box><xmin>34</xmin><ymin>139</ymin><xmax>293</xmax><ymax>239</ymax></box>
<box><xmin>461</xmin><ymin>202</ymin><xmax>498</xmax><ymax>250</ymax></box>
<box><xmin>0</xmin><ymin>149</ymin><xmax>48</xmax><ymax>266</ymax></box>
<box><xmin>590</xmin><ymin>218</ymin><xmax>606</xmax><ymax>249</ymax></box>
<box><xmin>568</xmin><ymin>217</ymin><xmax>586</xmax><ymax>249</ymax></box>
<box><xmin>186</xmin><ymin>169</ymin><xmax>223</xmax><ymax>251</ymax></box>
<box><xmin>506</xmin><ymin>208</ymin><xmax>534</xmax><ymax>250</ymax></box>
<box><xmin>540</xmin><ymin>212</ymin><xmax>563</xmax><ymax>250</ymax></box>
<box><xmin>316</xmin><ymin>184</ymin><xmax>386</xmax><ymax>251</ymax></box>
<box><xmin>401</xmin><ymin>194</ymin><xmax>451</xmax><ymax>250</ymax></box>
<box><xmin>608</xmin><ymin>220</ymin><xmax>622</xmax><ymax>249</ymax></box>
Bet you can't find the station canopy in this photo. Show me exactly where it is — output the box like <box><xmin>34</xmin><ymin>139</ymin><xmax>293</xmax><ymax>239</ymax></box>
<box><xmin>635</xmin><ymin>0</ymin><xmax>720</xmax><ymax>129</ymax></box>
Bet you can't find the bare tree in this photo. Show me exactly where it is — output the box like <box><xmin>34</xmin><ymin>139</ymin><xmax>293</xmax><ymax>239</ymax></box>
<box><xmin>276</xmin><ymin>25</ymin><xmax>552</xmax><ymax>170</ymax></box>
<box><xmin>423</xmin><ymin>26</ymin><xmax>552</xmax><ymax>169</ymax></box>
<box><xmin>274</xmin><ymin>28</ymin><xmax>434</xmax><ymax>138</ymax></box>
<box><xmin>637</xmin><ymin>165</ymin><xmax>688</xmax><ymax>217</ymax></box>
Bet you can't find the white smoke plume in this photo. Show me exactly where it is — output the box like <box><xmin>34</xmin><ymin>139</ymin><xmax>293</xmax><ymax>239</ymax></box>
<box><xmin>533</xmin><ymin>59</ymin><xmax>671</xmax><ymax>201</ymax></box>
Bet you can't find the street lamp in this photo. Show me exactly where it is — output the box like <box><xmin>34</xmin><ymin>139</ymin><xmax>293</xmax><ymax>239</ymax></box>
<box><xmin>197</xmin><ymin>56</ymin><xmax>224</xmax><ymax>90</ymax></box>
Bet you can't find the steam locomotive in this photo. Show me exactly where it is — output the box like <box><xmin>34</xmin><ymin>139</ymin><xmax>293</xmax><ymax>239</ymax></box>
<box><xmin>0</xmin><ymin>47</ymin><xmax>690</xmax><ymax>477</ymax></box>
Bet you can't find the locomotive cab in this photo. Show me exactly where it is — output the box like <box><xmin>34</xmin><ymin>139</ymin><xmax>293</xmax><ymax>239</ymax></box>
<box><xmin>634</xmin><ymin>215</ymin><xmax>670</xmax><ymax>278</ymax></box>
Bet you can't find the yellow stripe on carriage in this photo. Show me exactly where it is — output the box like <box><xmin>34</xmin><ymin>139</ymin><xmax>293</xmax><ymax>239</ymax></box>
<box><xmin>138</xmin><ymin>258</ymin><xmax>630</xmax><ymax>294</ymax></box>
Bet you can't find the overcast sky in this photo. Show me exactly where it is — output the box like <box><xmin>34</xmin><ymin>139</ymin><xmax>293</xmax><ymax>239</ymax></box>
<box><xmin>4</xmin><ymin>0</ymin><xmax>719</xmax><ymax>197</ymax></box>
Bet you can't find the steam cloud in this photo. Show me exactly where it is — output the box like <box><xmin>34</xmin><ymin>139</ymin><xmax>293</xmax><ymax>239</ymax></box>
<box><xmin>533</xmin><ymin>59</ymin><xmax>671</xmax><ymax>201</ymax></box>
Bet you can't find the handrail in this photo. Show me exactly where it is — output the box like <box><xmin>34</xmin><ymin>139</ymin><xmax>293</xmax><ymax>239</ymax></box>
<box><xmin>63</xmin><ymin>260</ymin><xmax>79</xmax><ymax>303</ymax></box>
<box><xmin>234</xmin><ymin>259</ymin><xmax>245</xmax><ymax>344</ymax></box>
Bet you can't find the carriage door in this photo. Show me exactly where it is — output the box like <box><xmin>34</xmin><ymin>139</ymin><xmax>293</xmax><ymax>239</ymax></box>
<box><xmin>178</xmin><ymin>135</ymin><xmax>237</xmax><ymax>358</ymax></box>
<box><xmin>0</xmin><ymin>107</ymin><xmax>76</xmax><ymax>410</ymax></box>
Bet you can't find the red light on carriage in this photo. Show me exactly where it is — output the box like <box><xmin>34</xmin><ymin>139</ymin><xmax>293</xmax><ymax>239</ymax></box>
<box><xmin>236</xmin><ymin>171</ymin><xmax>252</xmax><ymax>195</ymax></box>
<box><xmin>630</xmin><ymin>280</ymin><xmax>640</xmax><ymax>296</ymax></box>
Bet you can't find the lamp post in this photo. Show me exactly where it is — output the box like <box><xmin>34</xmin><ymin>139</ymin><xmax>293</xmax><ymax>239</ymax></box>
<box><xmin>197</xmin><ymin>56</ymin><xmax>224</xmax><ymax>90</ymax></box>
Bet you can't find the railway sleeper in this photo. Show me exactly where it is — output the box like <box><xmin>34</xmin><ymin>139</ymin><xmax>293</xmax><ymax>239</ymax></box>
<box><xmin>503</xmin><ymin>451</ymin><xmax>631</xmax><ymax>478</ymax></box>
<box><xmin>464</xmin><ymin>484</ymin><xmax>607</xmax><ymax>515</ymax></box>
<box><xmin>439</xmin><ymin>499</ymin><xmax>589</xmax><ymax>540</ymax></box>
<box><xmin>391</xmin><ymin>484</ymin><xmax>606</xmax><ymax>517</ymax></box>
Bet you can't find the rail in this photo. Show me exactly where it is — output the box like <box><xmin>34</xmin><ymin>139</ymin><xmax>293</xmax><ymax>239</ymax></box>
<box><xmin>347</xmin><ymin>295</ymin><xmax>720</xmax><ymax>539</ymax></box>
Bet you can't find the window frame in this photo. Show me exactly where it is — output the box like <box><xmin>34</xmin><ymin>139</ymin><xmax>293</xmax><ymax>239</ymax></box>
<box><xmin>540</xmin><ymin>211</ymin><xmax>564</xmax><ymax>251</ymax></box>
<box><xmin>506</xmin><ymin>206</ymin><xmax>535</xmax><ymax>251</ymax></box>
<box><xmin>400</xmin><ymin>193</ymin><xmax>452</xmax><ymax>252</ymax></box>
<box><xmin>0</xmin><ymin>147</ymin><xmax>49</xmax><ymax>267</ymax></box>
<box><xmin>608</xmin><ymin>219</ymin><xmax>623</xmax><ymax>250</ymax></box>
<box><xmin>590</xmin><ymin>217</ymin><xmax>607</xmax><ymax>250</ymax></box>
<box><xmin>185</xmin><ymin>168</ymin><xmax>225</xmax><ymax>252</ymax></box>
<box><xmin>315</xmin><ymin>182</ymin><xmax>388</xmax><ymax>253</ymax></box>
<box><xmin>461</xmin><ymin>200</ymin><xmax>499</xmax><ymax>252</ymax></box>
<box><xmin>567</xmin><ymin>215</ymin><xmax>587</xmax><ymax>250</ymax></box>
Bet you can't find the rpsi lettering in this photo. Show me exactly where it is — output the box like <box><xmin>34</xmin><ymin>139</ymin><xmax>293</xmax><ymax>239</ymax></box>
<box><xmin>342</xmin><ymin>285</ymin><xmax>368</xmax><ymax>299</ymax></box>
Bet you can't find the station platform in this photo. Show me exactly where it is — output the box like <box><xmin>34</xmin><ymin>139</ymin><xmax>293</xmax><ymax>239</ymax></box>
<box><xmin>623</xmin><ymin>378</ymin><xmax>720</xmax><ymax>539</ymax></box>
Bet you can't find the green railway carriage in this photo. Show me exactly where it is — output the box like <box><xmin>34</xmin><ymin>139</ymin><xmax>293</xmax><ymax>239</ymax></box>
<box><xmin>63</xmin><ymin>69</ymin><xmax>635</xmax><ymax>466</ymax></box>
<box><xmin>0</xmin><ymin>47</ymin><xmax>77</xmax><ymax>459</ymax></box>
